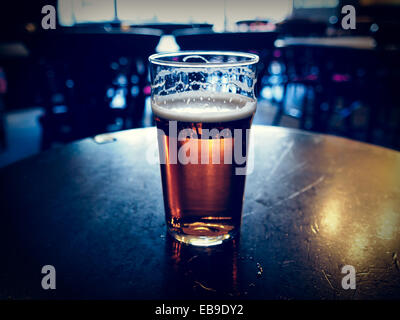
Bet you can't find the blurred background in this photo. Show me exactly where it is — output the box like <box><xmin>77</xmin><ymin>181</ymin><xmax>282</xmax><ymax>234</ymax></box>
<box><xmin>0</xmin><ymin>0</ymin><xmax>399</xmax><ymax>167</ymax></box>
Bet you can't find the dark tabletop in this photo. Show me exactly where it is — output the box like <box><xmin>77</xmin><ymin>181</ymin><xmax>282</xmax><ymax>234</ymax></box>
<box><xmin>1</xmin><ymin>125</ymin><xmax>399</xmax><ymax>300</ymax></box>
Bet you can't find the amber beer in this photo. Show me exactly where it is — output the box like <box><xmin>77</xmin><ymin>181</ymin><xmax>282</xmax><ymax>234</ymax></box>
<box><xmin>152</xmin><ymin>92</ymin><xmax>256</xmax><ymax>246</ymax></box>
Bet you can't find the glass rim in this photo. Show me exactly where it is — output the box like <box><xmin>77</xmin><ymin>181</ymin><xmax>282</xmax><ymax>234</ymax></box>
<box><xmin>149</xmin><ymin>51</ymin><xmax>259</xmax><ymax>68</ymax></box>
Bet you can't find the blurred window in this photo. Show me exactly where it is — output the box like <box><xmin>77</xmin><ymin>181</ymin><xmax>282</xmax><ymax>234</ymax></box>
<box><xmin>293</xmin><ymin>0</ymin><xmax>338</xmax><ymax>8</ymax></box>
<box><xmin>58</xmin><ymin>0</ymin><xmax>293</xmax><ymax>29</ymax></box>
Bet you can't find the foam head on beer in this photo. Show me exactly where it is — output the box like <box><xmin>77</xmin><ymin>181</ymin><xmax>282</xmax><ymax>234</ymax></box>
<box><xmin>149</xmin><ymin>51</ymin><xmax>259</xmax><ymax>246</ymax></box>
<box><xmin>152</xmin><ymin>91</ymin><xmax>256</xmax><ymax>123</ymax></box>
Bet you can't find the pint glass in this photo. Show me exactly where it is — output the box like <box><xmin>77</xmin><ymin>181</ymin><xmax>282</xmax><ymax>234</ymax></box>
<box><xmin>149</xmin><ymin>51</ymin><xmax>259</xmax><ymax>246</ymax></box>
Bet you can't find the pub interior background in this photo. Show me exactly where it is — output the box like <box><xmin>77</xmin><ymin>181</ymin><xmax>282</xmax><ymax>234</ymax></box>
<box><xmin>0</xmin><ymin>0</ymin><xmax>400</xmax><ymax>168</ymax></box>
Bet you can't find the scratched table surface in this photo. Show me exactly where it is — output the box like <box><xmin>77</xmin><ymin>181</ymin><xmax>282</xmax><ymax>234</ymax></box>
<box><xmin>1</xmin><ymin>125</ymin><xmax>399</xmax><ymax>300</ymax></box>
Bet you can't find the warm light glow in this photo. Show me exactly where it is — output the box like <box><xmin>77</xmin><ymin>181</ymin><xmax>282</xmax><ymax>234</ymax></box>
<box><xmin>348</xmin><ymin>232</ymin><xmax>369</xmax><ymax>263</ymax></box>
<box><xmin>320</xmin><ymin>199</ymin><xmax>341</xmax><ymax>235</ymax></box>
<box><xmin>25</xmin><ymin>23</ymin><xmax>36</xmax><ymax>33</ymax></box>
<box><xmin>120</xmin><ymin>23</ymin><xmax>131</xmax><ymax>31</ymax></box>
<box><xmin>377</xmin><ymin>209</ymin><xmax>400</xmax><ymax>240</ymax></box>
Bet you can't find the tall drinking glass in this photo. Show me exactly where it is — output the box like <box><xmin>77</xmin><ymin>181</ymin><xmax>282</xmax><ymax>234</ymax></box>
<box><xmin>149</xmin><ymin>51</ymin><xmax>259</xmax><ymax>246</ymax></box>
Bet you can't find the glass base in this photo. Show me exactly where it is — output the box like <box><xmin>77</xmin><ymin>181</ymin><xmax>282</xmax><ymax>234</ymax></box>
<box><xmin>167</xmin><ymin>228</ymin><xmax>237</xmax><ymax>246</ymax></box>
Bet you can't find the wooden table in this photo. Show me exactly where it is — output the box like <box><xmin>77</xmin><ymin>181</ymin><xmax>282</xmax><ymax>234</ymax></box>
<box><xmin>1</xmin><ymin>125</ymin><xmax>399</xmax><ymax>299</ymax></box>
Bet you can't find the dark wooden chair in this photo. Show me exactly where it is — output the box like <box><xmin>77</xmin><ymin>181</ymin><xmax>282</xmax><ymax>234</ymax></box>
<box><xmin>273</xmin><ymin>44</ymin><xmax>376</xmax><ymax>134</ymax></box>
<box><xmin>318</xmin><ymin>47</ymin><xmax>375</xmax><ymax>137</ymax></box>
<box><xmin>272</xmin><ymin>44</ymin><xmax>325</xmax><ymax>129</ymax></box>
<box><xmin>274</xmin><ymin>43</ymin><xmax>399</xmax><ymax>148</ymax></box>
<box><xmin>0</xmin><ymin>66</ymin><xmax>7</xmax><ymax>151</ymax></box>
<box><xmin>366</xmin><ymin>48</ymin><xmax>400</xmax><ymax>148</ymax></box>
<box><xmin>25</xmin><ymin>27</ymin><xmax>161</xmax><ymax>149</ymax></box>
<box><xmin>0</xmin><ymin>95</ymin><xmax>5</xmax><ymax>151</ymax></box>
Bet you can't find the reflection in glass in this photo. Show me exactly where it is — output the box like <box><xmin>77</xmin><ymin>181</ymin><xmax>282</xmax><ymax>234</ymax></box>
<box><xmin>163</xmin><ymin>234</ymin><xmax>240</xmax><ymax>298</ymax></box>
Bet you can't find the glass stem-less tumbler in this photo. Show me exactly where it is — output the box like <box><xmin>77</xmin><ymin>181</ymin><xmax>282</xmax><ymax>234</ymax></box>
<box><xmin>149</xmin><ymin>51</ymin><xmax>259</xmax><ymax>246</ymax></box>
